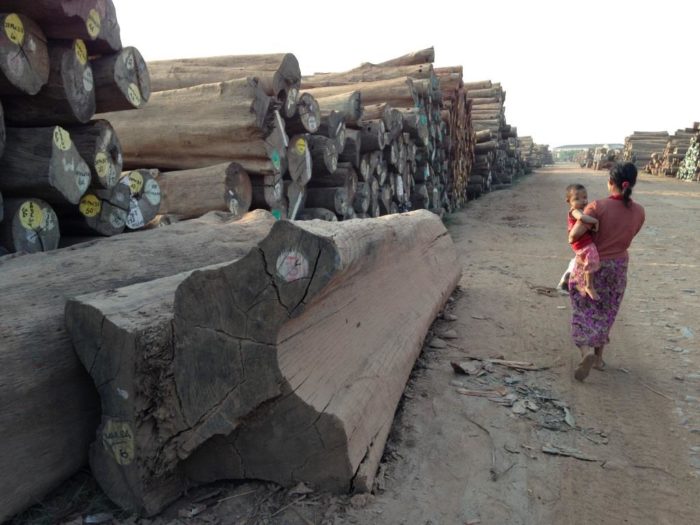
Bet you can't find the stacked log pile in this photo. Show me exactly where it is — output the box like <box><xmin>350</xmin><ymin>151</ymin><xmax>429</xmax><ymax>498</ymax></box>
<box><xmin>300</xmin><ymin>47</ymin><xmax>465</xmax><ymax>216</ymax></box>
<box><xmin>622</xmin><ymin>131</ymin><xmax>669</xmax><ymax>169</ymax></box>
<box><xmin>677</xmin><ymin>124</ymin><xmax>700</xmax><ymax>182</ymax></box>
<box><xmin>0</xmin><ymin>0</ymin><xmax>153</xmax><ymax>254</ymax></box>
<box><xmin>517</xmin><ymin>137</ymin><xmax>552</xmax><ymax>169</ymax></box>
<box><xmin>65</xmin><ymin>210</ymin><xmax>461</xmax><ymax>515</ymax></box>
<box><xmin>592</xmin><ymin>146</ymin><xmax>619</xmax><ymax>171</ymax></box>
<box><xmin>646</xmin><ymin>126</ymin><xmax>696</xmax><ymax>177</ymax></box>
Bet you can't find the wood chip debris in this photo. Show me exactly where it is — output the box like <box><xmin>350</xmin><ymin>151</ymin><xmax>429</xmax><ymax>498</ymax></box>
<box><xmin>541</xmin><ymin>443</ymin><xmax>599</xmax><ymax>462</ymax></box>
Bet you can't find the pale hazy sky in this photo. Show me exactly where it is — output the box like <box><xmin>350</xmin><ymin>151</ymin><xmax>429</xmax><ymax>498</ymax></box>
<box><xmin>113</xmin><ymin>0</ymin><xmax>699</xmax><ymax>148</ymax></box>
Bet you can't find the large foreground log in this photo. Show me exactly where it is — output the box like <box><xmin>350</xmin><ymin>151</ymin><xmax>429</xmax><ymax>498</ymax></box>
<box><xmin>65</xmin><ymin>210</ymin><xmax>460</xmax><ymax>515</ymax></box>
<box><xmin>0</xmin><ymin>13</ymin><xmax>49</xmax><ymax>95</ymax></box>
<box><xmin>98</xmin><ymin>78</ymin><xmax>278</xmax><ymax>174</ymax></box>
<box><xmin>0</xmin><ymin>210</ymin><xmax>276</xmax><ymax>523</ymax></box>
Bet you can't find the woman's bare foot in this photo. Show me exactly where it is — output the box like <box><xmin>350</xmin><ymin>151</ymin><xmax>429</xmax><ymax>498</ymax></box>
<box><xmin>593</xmin><ymin>358</ymin><xmax>606</xmax><ymax>371</ymax></box>
<box><xmin>583</xmin><ymin>286</ymin><xmax>600</xmax><ymax>301</ymax></box>
<box><xmin>575</xmin><ymin>353</ymin><xmax>596</xmax><ymax>381</ymax></box>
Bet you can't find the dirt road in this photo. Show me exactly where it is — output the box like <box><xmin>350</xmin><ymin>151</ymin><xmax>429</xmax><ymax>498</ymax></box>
<box><xmin>20</xmin><ymin>165</ymin><xmax>700</xmax><ymax>524</ymax></box>
<box><xmin>343</xmin><ymin>164</ymin><xmax>700</xmax><ymax>524</ymax></box>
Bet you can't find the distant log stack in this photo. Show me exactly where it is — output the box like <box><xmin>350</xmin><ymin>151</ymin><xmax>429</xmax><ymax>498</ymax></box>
<box><xmin>647</xmin><ymin>127</ymin><xmax>696</xmax><ymax>177</ymax></box>
<box><xmin>622</xmin><ymin>131</ymin><xmax>670</xmax><ymax>169</ymax></box>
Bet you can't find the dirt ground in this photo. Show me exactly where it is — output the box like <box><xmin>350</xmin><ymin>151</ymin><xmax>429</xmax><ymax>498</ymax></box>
<box><xmin>17</xmin><ymin>164</ymin><xmax>700</xmax><ymax>525</ymax></box>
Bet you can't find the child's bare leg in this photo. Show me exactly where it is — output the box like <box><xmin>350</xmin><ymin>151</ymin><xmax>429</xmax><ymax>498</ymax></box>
<box><xmin>583</xmin><ymin>271</ymin><xmax>599</xmax><ymax>300</ymax></box>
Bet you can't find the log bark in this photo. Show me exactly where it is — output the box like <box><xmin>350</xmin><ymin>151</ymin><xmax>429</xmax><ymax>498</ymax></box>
<box><xmin>303</xmin><ymin>77</ymin><xmax>417</xmax><ymax>110</ymax></box>
<box><xmin>297</xmin><ymin>207</ymin><xmax>338</xmax><ymax>221</ymax></box>
<box><xmin>91</xmin><ymin>46</ymin><xmax>151</xmax><ymax>112</ymax></box>
<box><xmin>285</xmin><ymin>180</ymin><xmax>306</xmax><ymax>220</ymax></box>
<box><xmin>308</xmin><ymin>162</ymin><xmax>357</xmax><ymax>196</ymax></box>
<box><xmin>97</xmin><ymin>78</ymin><xmax>278</xmax><ymax>173</ymax></box>
<box><xmin>0</xmin><ymin>126</ymin><xmax>91</xmax><ymax>205</ymax></box>
<box><xmin>251</xmin><ymin>174</ymin><xmax>285</xmax><ymax>210</ymax></box>
<box><xmin>0</xmin><ymin>0</ymin><xmax>121</xmax><ymax>54</ymax></box>
<box><xmin>0</xmin><ymin>197</ymin><xmax>59</xmax><ymax>253</ymax></box>
<box><xmin>353</xmin><ymin>181</ymin><xmax>370</xmax><ymax>214</ymax></box>
<box><xmin>147</xmin><ymin>53</ymin><xmax>301</xmax><ymax>102</ymax></box>
<box><xmin>119</xmin><ymin>169</ymin><xmax>161</xmax><ymax>230</ymax></box>
<box><xmin>156</xmin><ymin>162</ymin><xmax>252</xmax><ymax>220</ymax></box>
<box><xmin>360</xmin><ymin>119</ymin><xmax>386</xmax><ymax>152</ymax></box>
<box><xmin>309</xmin><ymin>135</ymin><xmax>338</xmax><ymax>175</ymax></box>
<box><xmin>319</xmin><ymin>110</ymin><xmax>346</xmax><ymax>153</ymax></box>
<box><xmin>338</xmin><ymin>129</ymin><xmax>361</xmax><ymax>168</ymax></box>
<box><xmin>65</xmin><ymin>120</ymin><xmax>122</xmax><ymax>189</ymax></box>
<box><xmin>308</xmin><ymin>90</ymin><xmax>362</xmax><ymax>126</ymax></box>
<box><xmin>0</xmin><ymin>13</ymin><xmax>49</xmax><ymax>95</ymax></box>
<box><xmin>301</xmin><ymin>63</ymin><xmax>432</xmax><ymax>89</ymax></box>
<box><xmin>3</xmin><ymin>39</ymin><xmax>96</xmax><ymax>125</ymax></box>
<box><xmin>305</xmin><ymin>187</ymin><xmax>349</xmax><ymax>215</ymax></box>
<box><xmin>375</xmin><ymin>47</ymin><xmax>435</xmax><ymax>67</ymax></box>
<box><xmin>0</xmin><ymin>209</ymin><xmax>276</xmax><ymax>522</ymax></box>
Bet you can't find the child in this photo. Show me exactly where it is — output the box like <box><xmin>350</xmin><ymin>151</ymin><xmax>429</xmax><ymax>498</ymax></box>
<box><xmin>565</xmin><ymin>184</ymin><xmax>600</xmax><ymax>300</ymax></box>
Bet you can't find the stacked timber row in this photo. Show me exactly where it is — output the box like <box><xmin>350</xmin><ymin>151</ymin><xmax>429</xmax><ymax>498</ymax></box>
<box><xmin>465</xmin><ymin>80</ymin><xmax>529</xmax><ymax>195</ymax></box>
<box><xmin>592</xmin><ymin>146</ymin><xmax>619</xmax><ymax>171</ymax></box>
<box><xmin>646</xmin><ymin>126</ymin><xmax>697</xmax><ymax>177</ymax></box>
<box><xmin>300</xmin><ymin>47</ymin><xmax>455</xmax><ymax>217</ymax></box>
<box><xmin>65</xmin><ymin>210</ymin><xmax>461</xmax><ymax>516</ymax></box>
<box><xmin>677</xmin><ymin>124</ymin><xmax>700</xmax><ymax>182</ymax></box>
<box><xmin>517</xmin><ymin>137</ymin><xmax>552</xmax><ymax>169</ymax></box>
<box><xmin>622</xmin><ymin>131</ymin><xmax>669</xmax><ymax>169</ymax></box>
<box><xmin>0</xmin><ymin>0</ymin><xmax>153</xmax><ymax>254</ymax></box>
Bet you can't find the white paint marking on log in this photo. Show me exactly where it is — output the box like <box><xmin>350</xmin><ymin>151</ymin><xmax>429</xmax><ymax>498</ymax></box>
<box><xmin>276</xmin><ymin>250</ymin><xmax>309</xmax><ymax>282</ymax></box>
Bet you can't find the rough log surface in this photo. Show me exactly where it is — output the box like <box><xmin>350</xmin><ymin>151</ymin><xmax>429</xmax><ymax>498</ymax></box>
<box><xmin>66</xmin><ymin>210</ymin><xmax>460</xmax><ymax>514</ymax></box>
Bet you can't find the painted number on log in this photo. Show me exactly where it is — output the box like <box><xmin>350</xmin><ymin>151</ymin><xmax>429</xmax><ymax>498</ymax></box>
<box><xmin>19</xmin><ymin>201</ymin><xmax>43</xmax><ymax>230</ymax></box>
<box><xmin>79</xmin><ymin>194</ymin><xmax>101</xmax><ymax>217</ymax></box>
<box><xmin>83</xmin><ymin>67</ymin><xmax>94</xmax><ymax>92</ymax></box>
<box><xmin>271</xmin><ymin>150</ymin><xmax>281</xmax><ymax>171</ymax></box>
<box><xmin>295</xmin><ymin>138</ymin><xmax>307</xmax><ymax>155</ymax></box>
<box><xmin>125</xmin><ymin>171</ymin><xmax>143</xmax><ymax>194</ymax></box>
<box><xmin>53</xmin><ymin>127</ymin><xmax>72</xmax><ymax>151</ymax></box>
<box><xmin>126</xmin><ymin>83</ymin><xmax>142</xmax><ymax>107</ymax></box>
<box><xmin>143</xmin><ymin>179</ymin><xmax>161</xmax><ymax>206</ymax></box>
<box><xmin>94</xmin><ymin>151</ymin><xmax>114</xmax><ymax>184</ymax></box>
<box><xmin>125</xmin><ymin>199</ymin><xmax>144</xmax><ymax>229</ymax></box>
<box><xmin>276</xmin><ymin>251</ymin><xmax>309</xmax><ymax>283</ymax></box>
<box><xmin>4</xmin><ymin>14</ymin><xmax>24</xmax><ymax>45</ymax></box>
<box><xmin>74</xmin><ymin>39</ymin><xmax>88</xmax><ymax>65</ymax></box>
<box><xmin>102</xmin><ymin>420</ymin><xmax>134</xmax><ymax>466</ymax></box>
<box><xmin>86</xmin><ymin>9</ymin><xmax>101</xmax><ymax>38</ymax></box>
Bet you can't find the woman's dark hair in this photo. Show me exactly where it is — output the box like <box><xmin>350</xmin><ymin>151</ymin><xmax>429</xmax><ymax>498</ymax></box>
<box><xmin>609</xmin><ymin>162</ymin><xmax>637</xmax><ymax>207</ymax></box>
